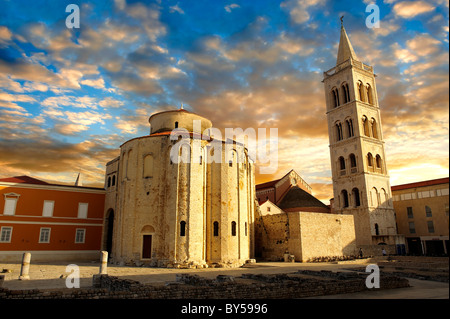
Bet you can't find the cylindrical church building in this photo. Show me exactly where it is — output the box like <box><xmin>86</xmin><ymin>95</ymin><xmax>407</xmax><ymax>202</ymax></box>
<box><xmin>103</xmin><ymin>108</ymin><xmax>255</xmax><ymax>268</ymax></box>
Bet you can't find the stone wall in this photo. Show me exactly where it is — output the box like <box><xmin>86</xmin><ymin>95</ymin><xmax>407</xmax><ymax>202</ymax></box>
<box><xmin>255</xmin><ymin>211</ymin><xmax>357</xmax><ymax>262</ymax></box>
<box><xmin>0</xmin><ymin>271</ymin><xmax>409</xmax><ymax>299</ymax></box>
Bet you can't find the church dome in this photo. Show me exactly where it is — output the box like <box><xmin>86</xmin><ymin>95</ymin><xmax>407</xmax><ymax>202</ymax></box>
<box><xmin>148</xmin><ymin>108</ymin><xmax>212</xmax><ymax>135</ymax></box>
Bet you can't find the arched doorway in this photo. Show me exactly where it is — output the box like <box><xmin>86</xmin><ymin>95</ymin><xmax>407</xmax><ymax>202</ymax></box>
<box><xmin>105</xmin><ymin>209</ymin><xmax>114</xmax><ymax>256</ymax></box>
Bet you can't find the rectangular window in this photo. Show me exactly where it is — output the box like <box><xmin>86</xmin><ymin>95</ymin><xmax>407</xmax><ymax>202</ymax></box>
<box><xmin>75</xmin><ymin>229</ymin><xmax>86</xmax><ymax>243</ymax></box>
<box><xmin>425</xmin><ymin>206</ymin><xmax>432</xmax><ymax>217</ymax></box>
<box><xmin>406</xmin><ymin>207</ymin><xmax>413</xmax><ymax>218</ymax></box>
<box><xmin>78</xmin><ymin>203</ymin><xmax>88</xmax><ymax>219</ymax></box>
<box><xmin>39</xmin><ymin>228</ymin><xmax>51</xmax><ymax>243</ymax></box>
<box><xmin>0</xmin><ymin>226</ymin><xmax>12</xmax><ymax>243</ymax></box>
<box><xmin>421</xmin><ymin>191</ymin><xmax>430</xmax><ymax>198</ymax></box>
<box><xmin>408</xmin><ymin>222</ymin><xmax>416</xmax><ymax>234</ymax></box>
<box><xmin>427</xmin><ymin>221</ymin><xmax>435</xmax><ymax>233</ymax></box>
<box><xmin>445</xmin><ymin>204</ymin><xmax>449</xmax><ymax>217</ymax></box>
<box><xmin>3</xmin><ymin>198</ymin><xmax>17</xmax><ymax>216</ymax></box>
<box><xmin>42</xmin><ymin>201</ymin><xmax>54</xmax><ymax>217</ymax></box>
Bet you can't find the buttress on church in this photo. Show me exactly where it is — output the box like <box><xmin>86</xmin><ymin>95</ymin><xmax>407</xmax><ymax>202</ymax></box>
<box><xmin>102</xmin><ymin>24</ymin><xmax>405</xmax><ymax>267</ymax></box>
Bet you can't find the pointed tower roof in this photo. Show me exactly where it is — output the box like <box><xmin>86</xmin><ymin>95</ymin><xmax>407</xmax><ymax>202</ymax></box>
<box><xmin>75</xmin><ymin>172</ymin><xmax>82</xmax><ymax>186</ymax></box>
<box><xmin>336</xmin><ymin>24</ymin><xmax>358</xmax><ymax>65</ymax></box>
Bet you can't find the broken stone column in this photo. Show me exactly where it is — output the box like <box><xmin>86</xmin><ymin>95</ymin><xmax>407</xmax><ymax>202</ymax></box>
<box><xmin>19</xmin><ymin>252</ymin><xmax>31</xmax><ymax>280</ymax></box>
<box><xmin>99</xmin><ymin>251</ymin><xmax>108</xmax><ymax>275</ymax></box>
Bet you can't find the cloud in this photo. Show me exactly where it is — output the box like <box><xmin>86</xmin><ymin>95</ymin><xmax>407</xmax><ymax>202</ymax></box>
<box><xmin>114</xmin><ymin>108</ymin><xmax>149</xmax><ymax>134</ymax></box>
<box><xmin>393</xmin><ymin>1</ymin><xmax>435</xmax><ymax>18</ymax></box>
<box><xmin>0</xmin><ymin>26</ymin><xmax>12</xmax><ymax>44</ymax></box>
<box><xmin>280</xmin><ymin>0</ymin><xmax>326</xmax><ymax>24</ymax></box>
<box><xmin>225</xmin><ymin>4</ymin><xmax>240</xmax><ymax>13</ymax></box>
<box><xmin>81</xmin><ymin>77</ymin><xmax>105</xmax><ymax>89</ymax></box>
<box><xmin>406</xmin><ymin>34</ymin><xmax>441</xmax><ymax>56</ymax></box>
<box><xmin>170</xmin><ymin>3</ymin><xmax>185</xmax><ymax>14</ymax></box>
<box><xmin>53</xmin><ymin>123</ymin><xmax>89</xmax><ymax>135</ymax></box>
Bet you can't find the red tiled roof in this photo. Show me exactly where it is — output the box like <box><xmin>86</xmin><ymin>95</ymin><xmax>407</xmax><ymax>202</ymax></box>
<box><xmin>391</xmin><ymin>177</ymin><xmax>449</xmax><ymax>191</ymax></box>
<box><xmin>0</xmin><ymin>175</ymin><xmax>49</xmax><ymax>185</ymax></box>
<box><xmin>256</xmin><ymin>179</ymin><xmax>281</xmax><ymax>190</ymax></box>
<box><xmin>0</xmin><ymin>175</ymin><xmax>104</xmax><ymax>190</ymax></box>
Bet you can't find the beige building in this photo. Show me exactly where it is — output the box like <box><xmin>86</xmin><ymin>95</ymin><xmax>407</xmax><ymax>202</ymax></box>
<box><xmin>103</xmin><ymin>108</ymin><xmax>255</xmax><ymax>268</ymax></box>
<box><xmin>392</xmin><ymin>178</ymin><xmax>449</xmax><ymax>256</ymax></box>
<box><xmin>322</xmin><ymin>23</ymin><xmax>405</xmax><ymax>255</ymax></box>
<box><xmin>255</xmin><ymin>170</ymin><xmax>357</xmax><ymax>262</ymax></box>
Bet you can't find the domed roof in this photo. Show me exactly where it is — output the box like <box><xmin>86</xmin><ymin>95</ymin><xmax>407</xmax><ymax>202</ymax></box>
<box><xmin>148</xmin><ymin>107</ymin><xmax>212</xmax><ymax>135</ymax></box>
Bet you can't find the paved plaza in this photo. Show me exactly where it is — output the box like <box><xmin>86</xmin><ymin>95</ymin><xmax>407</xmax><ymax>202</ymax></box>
<box><xmin>1</xmin><ymin>257</ymin><xmax>448</xmax><ymax>299</ymax></box>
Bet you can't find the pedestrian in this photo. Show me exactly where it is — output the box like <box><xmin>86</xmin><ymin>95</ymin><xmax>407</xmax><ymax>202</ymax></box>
<box><xmin>358</xmin><ymin>248</ymin><xmax>363</xmax><ymax>258</ymax></box>
<box><xmin>382</xmin><ymin>248</ymin><xmax>386</xmax><ymax>256</ymax></box>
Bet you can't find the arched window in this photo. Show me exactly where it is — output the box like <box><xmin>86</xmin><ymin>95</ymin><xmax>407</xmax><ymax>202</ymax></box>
<box><xmin>175</xmin><ymin>121</ymin><xmax>178</xmax><ymax>128</ymax></box>
<box><xmin>352</xmin><ymin>188</ymin><xmax>361</xmax><ymax>207</ymax></box>
<box><xmin>375</xmin><ymin>154</ymin><xmax>382</xmax><ymax>172</ymax></box>
<box><xmin>341</xmin><ymin>83</ymin><xmax>350</xmax><ymax>104</ymax></box>
<box><xmin>346</xmin><ymin>118</ymin><xmax>354</xmax><ymax>137</ymax></box>
<box><xmin>213</xmin><ymin>221</ymin><xmax>219</xmax><ymax>236</ymax></box>
<box><xmin>349</xmin><ymin>154</ymin><xmax>357</xmax><ymax>173</ymax></box>
<box><xmin>339</xmin><ymin>156</ymin><xmax>346</xmax><ymax>170</ymax></box>
<box><xmin>370</xmin><ymin>187</ymin><xmax>379</xmax><ymax>206</ymax></box>
<box><xmin>335</xmin><ymin>122</ymin><xmax>343</xmax><ymax>141</ymax></box>
<box><xmin>362</xmin><ymin>116</ymin><xmax>370</xmax><ymax>136</ymax></box>
<box><xmin>121</xmin><ymin>151</ymin><xmax>127</xmax><ymax>180</ymax></box>
<box><xmin>339</xmin><ymin>156</ymin><xmax>346</xmax><ymax>176</ymax></box>
<box><xmin>341</xmin><ymin>190</ymin><xmax>349</xmax><ymax>208</ymax></box>
<box><xmin>374</xmin><ymin>223</ymin><xmax>379</xmax><ymax>236</ymax></box>
<box><xmin>380</xmin><ymin>188</ymin><xmax>388</xmax><ymax>206</ymax></box>
<box><xmin>425</xmin><ymin>206</ymin><xmax>432</xmax><ymax>217</ymax></box>
<box><xmin>367</xmin><ymin>152</ymin><xmax>373</xmax><ymax>167</ymax></box>
<box><xmin>231</xmin><ymin>221</ymin><xmax>237</xmax><ymax>236</ymax></box>
<box><xmin>112</xmin><ymin>175</ymin><xmax>116</xmax><ymax>186</ymax></box>
<box><xmin>331</xmin><ymin>87</ymin><xmax>340</xmax><ymax>108</ymax></box>
<box><xmin>371</xmin><ymin>118</ymin><xmax>378</xmax><ymax>139</ymax></box>
<box><xmin>357</xmin><ymin>81</ymin><xmax>365</xmax><ymax>102</ymax></box>
<box><xmin>366</xmin><ymin>84</ymin><xmax>373</xmax><ymax>105</ymax></box>
<box><xmin>107</xmin><ymin>176</ymin><xmax>111</xmax><ymax>188</ymax></box>
<box><xmin>126</xmin><ymin>149</ymin><xmax>133</xmax><ymax>178</ymax></box>
<box><xmin>180</xmin><ymin>221</ymin><xmax>186</xmax><ymax>236</ymax></box>
<box><xmin>143</xmin><ymin>154</ymin><xmax>153</xmax><ymax>178</ymax></box>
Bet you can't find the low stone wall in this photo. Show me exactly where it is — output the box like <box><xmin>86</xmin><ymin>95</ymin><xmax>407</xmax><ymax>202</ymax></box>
<box><xmin>0</xmin><ymin>270</ymin><xmax>409</xmax><ymax>299</ymax></box>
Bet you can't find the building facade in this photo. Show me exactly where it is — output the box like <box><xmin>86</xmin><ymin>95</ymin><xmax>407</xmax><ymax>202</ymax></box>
<box><xmin>322</xmin><ymin>24</ymin><xmax>405</xmax><ymax>255</ymax></box>
<box><xmin>254</xmin><ymin>170</ymin><xmax>356</xmax><ymax>261</ymax></box>
<box><xmin>392</xmin><ymin>178</ymin><xmax>449</xmax><ymax>256</ymax></box>
<box><xmin>104</xmin><ymin>108</ymin><xmax>255</xmax><ymax>268</ymax></box>
<box><xmin>0</xmin><ymin>176</ymin><xmax>105</xmax><ymax>262</ymax></box>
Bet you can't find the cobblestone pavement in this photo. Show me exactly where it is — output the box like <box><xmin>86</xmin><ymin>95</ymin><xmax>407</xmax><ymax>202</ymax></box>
<box><xmin>1</xmin><ymin>257</ymin><xmax>448</xmax><ymax>299</ymax></box>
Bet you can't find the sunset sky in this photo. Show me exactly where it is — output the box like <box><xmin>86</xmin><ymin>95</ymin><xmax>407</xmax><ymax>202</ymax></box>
<box><xmin>0</xmin><ymin>0</ymin><xmax>448</xmax><ymax>203</ymax></box>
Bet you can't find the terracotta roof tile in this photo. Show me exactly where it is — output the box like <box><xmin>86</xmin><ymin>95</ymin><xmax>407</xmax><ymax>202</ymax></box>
<box><xmin>391</xmin><ymin>177</ymin><xmax>449</xmax><ymax>191</ymax></box>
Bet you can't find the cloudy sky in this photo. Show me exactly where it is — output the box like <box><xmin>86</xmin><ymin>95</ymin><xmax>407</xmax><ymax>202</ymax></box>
<box><xmin>0</xmin><ymin>0</ymin><xmax>448</xmax><ymax>202</ymax></box>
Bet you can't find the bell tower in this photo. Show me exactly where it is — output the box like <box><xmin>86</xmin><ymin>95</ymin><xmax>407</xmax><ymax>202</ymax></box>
<box><xmin>322</xmin><ymin>22</ymin><xmax>404</xmax><ymax>254</ymax></box>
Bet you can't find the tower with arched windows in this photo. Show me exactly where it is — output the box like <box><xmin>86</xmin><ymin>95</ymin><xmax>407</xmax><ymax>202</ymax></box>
<box><xmin>322</xmin><ymin>23</ymin><xmax>404</xmax><ymax>254</ymax></box>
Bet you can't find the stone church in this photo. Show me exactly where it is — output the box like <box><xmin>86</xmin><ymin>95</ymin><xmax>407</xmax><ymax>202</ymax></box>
<box><xmin>103</xmin><ymin>108</ymin><xmax>256</xmax><ymax>268</ymax></box>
